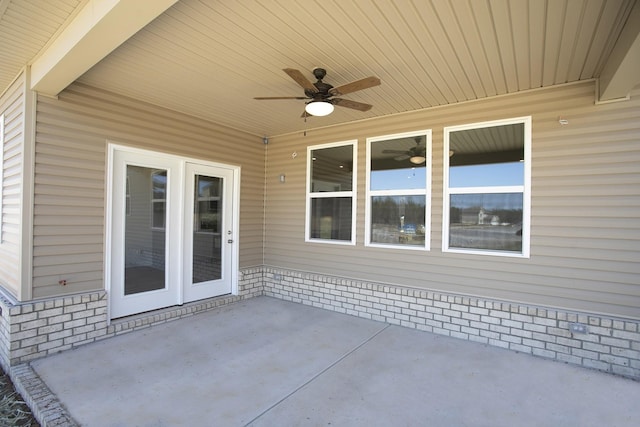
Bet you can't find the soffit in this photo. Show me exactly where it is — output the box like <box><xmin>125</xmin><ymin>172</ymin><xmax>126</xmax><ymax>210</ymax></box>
<box><xmin>0</xmin><ymin>0</ymin><xmax>84</xmax><ymax>89</ymax></box>
<box><xmin>1</xmin><ymin>0</ymin><xmax>637</xmax><ymax>138</ymax></box>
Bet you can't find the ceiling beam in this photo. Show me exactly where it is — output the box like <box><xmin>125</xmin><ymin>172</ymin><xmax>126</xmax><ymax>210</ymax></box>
<box><xmin>598</xmin><ymin>1</ymin><xmax>640</xmax><ymax>102</ymax></box>
<box><xmin>30</xmin><ymin>0</ymin><xmax>178</xmax><ymax>97</ymax></box>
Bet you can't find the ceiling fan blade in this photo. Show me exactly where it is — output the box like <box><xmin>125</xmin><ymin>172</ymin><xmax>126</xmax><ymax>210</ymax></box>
<box><xmin>283</xmin><ymin>68</ymin><xmax>318</xmax><ymax>93</ymax></box>
<box><xmin>394</xmin><ymin>154</ymin><xmax>410</xmax><ymax>161</ymax></box>
<box><xmin>382</xmin><ymin>149</ymin><xmax>410</xmax><ymax>154</ymax></box>
<box><xmin>329</xmin><ymin>76</ymin><xmax>380</xmax><ymax>96</ymax></box>
<box><xmin>254</xmin><ymin>96</ymin><xmax>308</xmax><ymax>100</ymax></box>
<box><xmin>332</xmin><ymin>98</ymin><xmax>373</xmax><ymax>111</ymax></box>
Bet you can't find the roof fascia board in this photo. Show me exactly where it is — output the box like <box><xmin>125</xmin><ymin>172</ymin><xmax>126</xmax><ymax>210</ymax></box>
<box><xmin>598</xmin><ymin>1</ymin><xmax>640</xmax><ymax>102</ymax></box>
<box><xmin>30</xmin><ymin>0</ymin><xmax>178</xmax><ymax>97</ymax></box>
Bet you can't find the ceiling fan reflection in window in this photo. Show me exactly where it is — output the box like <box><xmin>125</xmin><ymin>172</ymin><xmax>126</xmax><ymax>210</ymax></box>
<box><xmin>254</xmin><ymin>68</ymin><xmax>380</xmax><ymax>117</ymax></box>
<box><xmin>383</xmin><ymin>137</ymin><xmax>426</xmax><ymax>164</ymax></box>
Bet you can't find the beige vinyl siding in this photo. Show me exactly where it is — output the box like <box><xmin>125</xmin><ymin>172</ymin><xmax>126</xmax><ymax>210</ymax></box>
<box><xmin>265</xmin><ymin>81</ymin><xmax>640</xmax><ymax>319</ymax></box>
<box><xmin>0</xmin><ymin>72</ymin><xmax>26</xmax><ymax>298</ymax></box>
<box><xmin>33</xmin><ymin>82</ymin><xmax>264</xmax><ymax>299</ymax></box>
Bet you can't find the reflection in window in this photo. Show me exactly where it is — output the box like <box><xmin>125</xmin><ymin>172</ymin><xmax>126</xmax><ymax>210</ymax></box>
<box><xmin>192</xmin><ymin>175</ymin><xmax>222</xmax><ymax>283</ymax></box>
<box><xmin>444</xmin><ymin>118</ymin><xmax>530</xmax><ymax>256</ymax></box>
<box><xmin>310</xmin><ymin>144</ymin><xmax>353</xmax><ymax>192</ymax></box>
<box><xmin>449</xmin><ymin>193</ymin><xmax>523</xmax><ymax>252</ymax></box>
<box><xmin>151</xmin><ymin>170</ymin><xmax>167</xmax><ymax>229</ymax></box>
<box><xmin>195</xmin><ymin>176</ymin><xmax>221</xmax><ymax>233</ymax></box>
<box><xmin>309</xmin><ymin>197</ymin><xmax>352</xmax><ymax>240</ymax></box>
<box><xmin>307</xmin><ymin>141</ymin><xmax>356</xmax><ymax>243</ymax></box>
<box><xmin>125</xmin><ymin>177</ymin><xmax>131</xmax><ymax>216</ymax></box>
<box><xmin>371</xmin><ymin>195</ymin><xmax>426</xmax><ymax>245</ymax></box>
<box><xmin>366</xmin><ymin>132</ymin><xmax>431</xmax><ymax>248</ymax></box>
<box><xmin>450</xmin><ymin>162</ymin><xmax>524</xmax><ymax>187</ymax></box>
<box><xmin>125</xmin><ymin>165</ymin><xmax>166</xmax><ymax>295</ymax></box>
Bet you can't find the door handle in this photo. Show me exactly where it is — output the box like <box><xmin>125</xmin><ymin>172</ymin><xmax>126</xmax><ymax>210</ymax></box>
<box><xmin>227</xmin><ymin>239</ymin><xmax>233</xmax><ymax>243</ymax></box>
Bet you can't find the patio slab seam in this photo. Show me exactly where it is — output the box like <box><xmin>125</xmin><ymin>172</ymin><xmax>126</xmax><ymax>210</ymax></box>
<box><xmin>245</xmin><ymin>323</ymin><xmax>392</xmax><ymax>426</ymax></box>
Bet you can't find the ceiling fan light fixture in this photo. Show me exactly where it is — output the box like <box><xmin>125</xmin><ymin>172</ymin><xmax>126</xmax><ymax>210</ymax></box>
<box><xmin>409</xmin><ymin>155</ymin><xmax>426</xmax><ymax>164</ymax></box>
<box><xmin>305</xmin><ymin>100</ymin><xmax>334</xmax><ymax>116</ymax></box>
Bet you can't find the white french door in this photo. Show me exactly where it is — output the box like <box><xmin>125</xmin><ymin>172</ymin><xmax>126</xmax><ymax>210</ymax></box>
<box><xmin>108</xmin><ymin>146</ymin><xmax>237</xmax><ymax>319</ymax></box>
<box><xmin>183</xmin><ymin>163</ymin><xmax>234</xmax><ymax>303</ymax></box>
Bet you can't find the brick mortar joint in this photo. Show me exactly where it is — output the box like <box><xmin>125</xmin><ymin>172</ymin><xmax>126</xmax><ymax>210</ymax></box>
<box><xmin>265</xmin><ymin>267</ymin><xmax>639</xmax><ymax>327</ymax></box>
<box><xmin>9</xmin><ymin>363</ymin><xmax>79</xmax><ymax>426</ymax></box>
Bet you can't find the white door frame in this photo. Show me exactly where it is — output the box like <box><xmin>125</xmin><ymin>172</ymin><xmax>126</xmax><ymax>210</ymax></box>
<box><xmin>105</xmin><ymin>143</ymin><xmax>240</xmax><ymax>320</ymax></box>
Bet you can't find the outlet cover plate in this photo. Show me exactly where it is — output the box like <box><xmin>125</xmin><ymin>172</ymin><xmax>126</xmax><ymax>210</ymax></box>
<box><xmin>569</xmin><ymin>322</ymin><xmax>589</xmax><ymax>334</ymax></box>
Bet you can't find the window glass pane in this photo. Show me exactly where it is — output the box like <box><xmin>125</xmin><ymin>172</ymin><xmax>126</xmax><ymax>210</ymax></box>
<box><xmin>193</xmin><ymin>175</ymin><xmax>222</xmax><ymax>283</ymax></box>
<box><xmin>310</xmin><ymin>145</ymin><xmax>353</xmax><ymax>192</ymax></box>
<box><xmin>151</xmin><ymin>170</ymin><xmax>167</xmax><ymax>229</ymax></box>
<box><xmin>371</xmin><ymin>195</ymin><xmax>426</xmax><ymax>246</ymax></box>
<box><xmin>370</xmin><ymin>168</ymin><xmax>426</xmax><ymax>191</ymax></box>
<box><xmin>370</xmin><ymin>137</ymin><xmax>427</xmax><ymax>190</ymax></box>
<box><xmin>197</xmin><ymin>200</ymin><xmax>218</xmax><ymax>232</ymax></box>
<box><xmin>152</xmin><ymin>201</ymin><xmax>166</xmax><ymax>228</ymax></box>
<box><xmin>450</xmin><ymin>162</ymin><xmax>523</xmax><ymax>187</ymax></box>
<box><xmin>195</xmin><ymin>176</ymin><xmax>221</xmax><ymax>233</ymax></box>
<box><xmin>125</xmin><ymin>165</ymin><xmax>166</xmax><ymax>295</ymax></box>
<box><xmin>310</xmin><ymin>197</ymin><xmax>352</xmax><ymax>240</ymax></box>
<box><xmin>449</xmin><ymin>193</ymin><xmax>523</xmax><ymax>252</ymax></box>
<box><xmin>449</xmin><ymin>122</ymin><xmax>524</xmax><ymax>188</ymax></box>
<box><xmin>198</xmin><ymin>176</ymin><xmax>220</xmax><ymax>197</ymax></box>
<box><xmin>125</xmin><ymin>177</ymin><xmax>131</xmax><ymax>215</ymax></box>
<box><xmin>152</xmin><ymin>171</ymin><xmax>166</xmax><ymax>198</ymax></box>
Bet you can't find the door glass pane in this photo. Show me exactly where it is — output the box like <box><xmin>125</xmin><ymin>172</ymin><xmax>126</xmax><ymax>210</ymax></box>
<box><xmin>193</xmin><ymin>175</ymin><xmax>222</xmax><ymax>283</ymax></box>
<box><xmin>124</xmin><ymin>166</ymin><xmax>166</xmax><ymax>295</ymax></box>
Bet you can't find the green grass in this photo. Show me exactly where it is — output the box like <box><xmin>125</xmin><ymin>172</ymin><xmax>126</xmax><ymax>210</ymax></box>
<box><xmin>0</xmin><ymin>371</ymin><xmax>39</xmax><ymax>427</ymax></box>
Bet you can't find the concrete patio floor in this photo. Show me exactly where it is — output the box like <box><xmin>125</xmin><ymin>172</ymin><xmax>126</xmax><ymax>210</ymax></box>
<box><xmin>25</xmin><ymin>296</ymin><xmax>640</xmax><ymax>426</ymax></box>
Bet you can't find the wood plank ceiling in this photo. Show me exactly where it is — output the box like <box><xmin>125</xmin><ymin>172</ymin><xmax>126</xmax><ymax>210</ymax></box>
<box><xmin>1</xmin><ymin>0</ymin><xmax>637</xmax><ymax>137</ymax></box>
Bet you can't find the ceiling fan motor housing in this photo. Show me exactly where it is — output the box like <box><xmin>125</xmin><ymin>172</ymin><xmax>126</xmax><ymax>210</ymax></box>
<box><xmin>306</xmin><ymin>68</ymin><xmax>334</xmax><ymax>100</ymax></box>
<box><xmin>312</xmin><ymin>67</ymin><xmax>327</xmax><ymax>80</ymax></box>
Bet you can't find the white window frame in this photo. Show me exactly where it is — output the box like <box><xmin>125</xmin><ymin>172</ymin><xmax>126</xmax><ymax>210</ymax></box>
<box><xmin>305</xmin><ymin>140</ymin><xmax>357</xmax><ymax>245</ymax></box>
<box><xmin>365</xmin><ymin>130</ymin><xmax>432</xmax><ymax>250</ymax></box>
<box><xmin>443</xmin><ymin>116</ymin><xmax>531</xmax><ymax>258</ymax></box>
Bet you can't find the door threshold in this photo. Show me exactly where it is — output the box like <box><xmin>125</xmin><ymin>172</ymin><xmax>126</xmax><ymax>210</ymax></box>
<box><xmin>109</xmin><ymin>293</ymin><xmax>240</xmax><ymax>335</ymax></box>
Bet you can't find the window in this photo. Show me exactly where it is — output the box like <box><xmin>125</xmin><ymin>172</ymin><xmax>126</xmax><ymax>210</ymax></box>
<box><xmin>366</xmin><ymin>130</ymin><xmax>431</xmax><ymax>249</ymax></box>
<box><xmin>151</xmin><ymin>170</ymin><xmax>167</xmax><ymax>229</ymax></box>
<box><xmin>443</xmin><ymin>117</ymin><xmax>531</xmax><ymax>257</ymax></box>
<box><xmin>306</xmin><ymin>141</ymin><xmax>357</xmax><ymax>244</ymax></box>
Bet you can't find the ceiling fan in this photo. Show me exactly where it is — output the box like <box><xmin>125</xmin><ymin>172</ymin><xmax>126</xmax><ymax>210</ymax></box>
<box><xmin>254</xmin><ymin>68</ymin><xmax>380</xmax><ymax>117</ymax></box>
<box><xmin>383</xmin><ymin>137</ymin><xmax>426</xmax><ymax>164</ymax></box>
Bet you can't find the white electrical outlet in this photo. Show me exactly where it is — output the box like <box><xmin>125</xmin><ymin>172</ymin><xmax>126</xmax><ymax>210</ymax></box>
<box><xmin>569</xmin><ymin>322</ymin><xmax>589</xmax><ymax>334</ymax></box>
